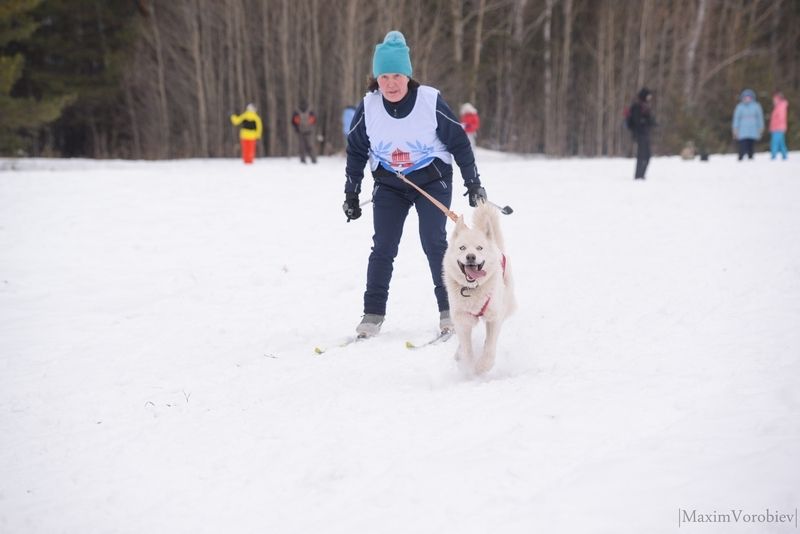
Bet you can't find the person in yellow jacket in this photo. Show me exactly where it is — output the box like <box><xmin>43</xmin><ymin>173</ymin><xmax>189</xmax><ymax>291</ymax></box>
<box><xmin>230</xmin><ymin>103</ymin><xmax>263</xmax><ymax>164</ymax></box>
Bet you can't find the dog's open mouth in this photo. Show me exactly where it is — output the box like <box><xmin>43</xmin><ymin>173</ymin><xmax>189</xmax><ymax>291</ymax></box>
<box><xmin>458</xmin><ymin>260</ymin><xmax>486</xmax><ymax>283</ymax></box>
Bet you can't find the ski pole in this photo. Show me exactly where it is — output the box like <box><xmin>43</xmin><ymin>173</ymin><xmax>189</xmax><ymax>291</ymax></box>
<box><xmin>487</xmin><ymin>200</ymin><xmax>514</xmax><ymax>215</ymax></box>
<box><xmin>393</xmin><ymin>170</ymin><xmax>460</xmax><ymax>222</ymax></box>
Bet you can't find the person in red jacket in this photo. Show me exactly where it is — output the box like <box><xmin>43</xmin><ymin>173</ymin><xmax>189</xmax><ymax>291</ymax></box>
<box><xmin>460</xmin><ymin>102</ymin><xmax>480</xmax><ymax>149</ymax></box>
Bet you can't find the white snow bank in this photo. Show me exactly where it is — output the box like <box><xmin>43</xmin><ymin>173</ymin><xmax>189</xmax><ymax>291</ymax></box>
<box><xmin>1</xmin><ymin>152</ymin><xmax>798</xmax><ymax>533</ymax></box>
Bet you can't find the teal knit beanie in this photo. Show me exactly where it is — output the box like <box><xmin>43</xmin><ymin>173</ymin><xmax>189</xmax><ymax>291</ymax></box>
<box><xmin>373</xmin><ymin>31</ymin><xmax>412</xmax><ymax>78</ymax></box>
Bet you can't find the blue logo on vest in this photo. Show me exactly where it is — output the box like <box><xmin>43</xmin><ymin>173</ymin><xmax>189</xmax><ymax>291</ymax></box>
<box><xmin>372</xmin><ymin>140</ymin><xmax>435</xmax><ymax>171</ymax></box>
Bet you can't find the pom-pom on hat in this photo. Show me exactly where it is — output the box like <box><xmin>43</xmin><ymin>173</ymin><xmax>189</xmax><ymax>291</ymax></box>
<box><xmin>373</xmin><ymin>31</ymin><xmax>413</xmax><ymax>78</ymax></box>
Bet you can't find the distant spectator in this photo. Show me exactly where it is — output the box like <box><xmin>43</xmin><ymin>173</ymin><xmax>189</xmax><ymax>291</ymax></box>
<box><xmin>627</xmin><ymin>88</ymin><xmax>655</xmax><ymax>180</ymax></box>
<box><xmin>732</xmin><ymin>89</ymin><xmax>764</xmax><ymax>161</ymax></box>
<box><xmin>342</xmin><ymin>105</ymin><xmax>356</xmax><ymax>147</ymax></box>
<box><xmin>769</xmin><ymin>91</ymin><xmax>789</xmax><ymax>160</ymax></box>
<box><xmin>292</xmin><ymin>102</ymin><xmax>318</xmax><ymax>164</ymax></box>
<box><xmin>230</xmin><ymin>103</ymin><xmax>262</xmax><ymax>164</ymax></box>
<box><xmin>680</xmin><ymin>141</ymin><xmax>696</xmax><ymax>160</ymax></box>
<box><xmin>460</xmin><ymin>102</ymin><xmax>480</xmax><ymax>149</ymax></box>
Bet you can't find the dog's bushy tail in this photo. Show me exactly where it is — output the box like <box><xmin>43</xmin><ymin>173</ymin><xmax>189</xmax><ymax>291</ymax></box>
<box><xmin>472</xmin><ymin>201</ymin><xmax>506</xmax><ymax>252</ymax></box>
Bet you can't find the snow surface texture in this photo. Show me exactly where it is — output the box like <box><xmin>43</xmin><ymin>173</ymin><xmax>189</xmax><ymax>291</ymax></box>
<box><xmin>1</xmin><ymin>152</ymin><xmax>798</xmax><ymax>533</ymax></box>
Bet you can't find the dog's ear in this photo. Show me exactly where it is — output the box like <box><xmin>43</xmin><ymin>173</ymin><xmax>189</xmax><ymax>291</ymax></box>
<box><xmin>483</xmin><ymin>220</ymin><xmax>494</xmax><ymax>242</ymax></box>
<box><xmin>476</xmin><ymin>212</ymin><xmax>494</xmax><ymax>242</ymax></box>
<box><xmin>454</xmin><ymin>215</ymin><xmax>468</xmax><ymax>234</ymax></box>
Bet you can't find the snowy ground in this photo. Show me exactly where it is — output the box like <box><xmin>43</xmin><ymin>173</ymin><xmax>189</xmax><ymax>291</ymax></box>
<box><xmin>1</xmin><ymin>151</ymin><xmax>799</xmax><ymax>533</ymax></box>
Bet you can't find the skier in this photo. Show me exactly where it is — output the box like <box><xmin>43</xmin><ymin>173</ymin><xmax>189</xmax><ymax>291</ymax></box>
<box><xmin>769</xmin><ymin>91</ymin><xmax>789</xmax><ymax>160</ymax></box>
<box><xmin>460</xmin><ymin>102</ymin><xmax>480</xmax><ymax>149</ymax></box>
<box><xmin>291</xmin><ymin>103</ymin><xmax>318</xmax><ymax>164</ymax></box>
<box><xmin>342</xmin><ymin>30</ymin><xmax>486</xmax><ymax>338</ymax></box>
<box><xmin>230</xmin><ymin>103</ymin><xmax>262</xmax><ymax>164</ymax></box>
<box><xmin>731</xmin><ymin>89</ymin><xmax>764</xmax><ymax>161</ymax></box>
<box><xmin>627</xmin><ymin>88</ymin><xmax>655</xmax><ymax>180</ymax></box>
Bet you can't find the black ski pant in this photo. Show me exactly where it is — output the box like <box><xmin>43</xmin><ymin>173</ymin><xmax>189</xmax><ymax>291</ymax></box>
<box><xmin>635</xmin><ymin>132</ymin><xmax>651</xmax><ymax>179</ymax></box>
<box><xmin>737</xmin><ymin>138</ymin><xmax>755</xmax><ymax>160</ymax></box>
<box><xmin>298</xmin><ymin>132</ymin><xmax>317</xmax><ymax>163</ymax></box>
<box><xmin>363</xmin><ymin>179</ymin><xmax>452</xmax><ymax>316</ymax></box>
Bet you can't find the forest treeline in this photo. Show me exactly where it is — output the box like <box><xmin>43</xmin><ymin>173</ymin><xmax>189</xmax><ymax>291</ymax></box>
<box><xmin>2</xmin><ymin>0</ymin><xmax>799</xmax><ymax>159</ymax></box>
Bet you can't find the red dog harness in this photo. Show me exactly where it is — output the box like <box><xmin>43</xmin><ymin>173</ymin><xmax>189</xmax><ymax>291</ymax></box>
<box><xmin>471</xmin><ymin>254</ymin><xmax>507</xmax><ymax>318</ymax></box>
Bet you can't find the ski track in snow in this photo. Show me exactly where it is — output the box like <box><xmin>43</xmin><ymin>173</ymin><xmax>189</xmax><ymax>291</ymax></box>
<box><xmin>1</xmin><ymin>152</ymin><xmax>799</xmax><ymax>533</ymax></box>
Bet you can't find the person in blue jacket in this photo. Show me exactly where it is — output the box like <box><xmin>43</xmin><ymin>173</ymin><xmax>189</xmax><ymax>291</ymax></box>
<box><xmin>342</xmin><ymin>30</ymin><xmax>486</xmax><ymax>338</ymax></box>
<box><xmin>732</xmin><ymin>89</ymin><xmax>764</xmax><ymax>161</ymax></box>
<box><xmin>342</xmin><ymin>105</ymin><xmax>356</xmax><ymax>147</ymax></box>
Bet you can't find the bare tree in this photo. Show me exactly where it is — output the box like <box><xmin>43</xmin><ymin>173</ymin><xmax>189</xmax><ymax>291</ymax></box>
<box><xmin>543</xmin><ymin>0</ymin><xmax>554</xmax><ymax>154</ymax></box>
<box><xmin>147</xmin><ymin>1</ymin><xmax>171</xmax><ymax>158</ymax></box>
<box><xmin>108</xmin><ymin>0</ymin><xmax>799</xmax><ymax>161</ymax></box>
<box><xmin>684</xmin><ymin>0</ymin><xmax>707</xmax><ymax>106</ymax></box>
<box><xmin>556</xmin><ymin>0</ymin><xmax>574</xmax><ymax>155</ymax></box>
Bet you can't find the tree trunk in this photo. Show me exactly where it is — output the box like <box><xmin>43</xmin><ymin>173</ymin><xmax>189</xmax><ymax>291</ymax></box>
<box><xmin>557</xmin><ymin>0</ymin><xmax>574</xmax><ymax>155</ymax></box>
<box><xmin>148</xmin><ymin>1</ymin><xmax>171</xmax><ymax>158</ymax></box>
<box><xmin>543</xmin><ymin>0</ymin><xmax>553</xmax><ymax>154</ymax></box>
<box><xmin>468</xmin><ymin>0</ymin><xmax>486</xmax><ymax>104</ymax></box>
<box><xmin>595</xmin><ymin>0</ymin><xmax>607</xmax><ymax>155</ymax></box>
<box><xmin>280</xmin><ymin>0</ymin><xmax>294</xmax><ymax>156</ymax></box>
<box><xmin>683</xmin><ymin>0</ymin><xmax>707</xmax><ymax>106</ymax></box>
<box><xmin>451</xmin><ymin>0</ymin><xmax>465</xmax><ymax>102</ymax></box>
<box><xmin>189</xmin><ymin>0</ymin><xmax>208</xmax><ymax>157</ymax></box>
<box><xmin>637</xmin><ymin>0</ymin><xmax>651</xmax><ymax>90</ymax></box>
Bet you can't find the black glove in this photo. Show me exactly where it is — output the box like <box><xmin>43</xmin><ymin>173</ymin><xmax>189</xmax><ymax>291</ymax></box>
<box><xmin>342</xmin><ymin>193</ymin><xmax>361</xmax><ymax>222</ymax></box>
<box><xmin>465</xmin><ymin>185</ymin><xmax>487</xmax><ymax>207</ymax></box>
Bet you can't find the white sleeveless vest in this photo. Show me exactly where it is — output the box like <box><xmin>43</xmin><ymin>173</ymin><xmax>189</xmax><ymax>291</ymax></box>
<box><xmin>364</xmin><ymin>85</ymin><xmax>452</xmax><ymax>173</ymax></box>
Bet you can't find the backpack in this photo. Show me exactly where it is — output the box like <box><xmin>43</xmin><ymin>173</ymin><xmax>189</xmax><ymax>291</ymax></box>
<box><xmin>623</xmin><ymin>105</ymin><xmax>634</xmax><ymax>130</ymax></box>
<box><xmin>297</xmin><ymin>111</ymin><xmax>316</xmax><ymax>133</ymax></box>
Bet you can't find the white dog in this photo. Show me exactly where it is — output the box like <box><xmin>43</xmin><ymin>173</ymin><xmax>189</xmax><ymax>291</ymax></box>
<box><xmin>443</xmin><ymin>202</ymin><xmax>516</xmax><ymax>374</ymax></box>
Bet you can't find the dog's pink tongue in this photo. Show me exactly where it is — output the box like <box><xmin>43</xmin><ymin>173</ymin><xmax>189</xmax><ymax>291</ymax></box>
<box><xmin>465</xmin><ymin>265</ymin><xmax>487</xmax><ymax>279</ymax></box>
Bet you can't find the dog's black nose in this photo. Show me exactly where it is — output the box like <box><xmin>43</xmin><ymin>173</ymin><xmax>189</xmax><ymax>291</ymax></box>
<box><xmin>466</xmin><ymin>253</ymin><xmax>476</xmax><ymax>263</ymax></box>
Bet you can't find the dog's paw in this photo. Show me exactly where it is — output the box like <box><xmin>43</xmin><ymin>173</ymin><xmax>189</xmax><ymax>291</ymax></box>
<box><xmin>454</xmin><ymin>345</ymin><xmax>473</xmax><ymax>363</ymax></box>
<box><xmin>456</xmin><ymin>355</ymin><xmax>474</xmax><ymax>374</ymax></box>
<box><xmin>474</xmin><ymin>354</ymin><xmax>496</xmax><ymax>375</ymax></box>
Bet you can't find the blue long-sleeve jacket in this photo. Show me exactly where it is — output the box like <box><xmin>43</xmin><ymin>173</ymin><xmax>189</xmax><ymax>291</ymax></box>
<box><xmin>344</xmin><ymin>86</ymin><xmax>480</xmax><ymax>195</ymax></box>
<box><xmin>732</xmin><ymin>89</ymin><xmax>765</xmax><ymax>140</ymax></box>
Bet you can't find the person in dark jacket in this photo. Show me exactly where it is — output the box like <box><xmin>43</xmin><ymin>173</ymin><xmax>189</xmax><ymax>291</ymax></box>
<box><xmin>291</xmin><ymin>103</ymin><xmax>317</xmax><ymax>164</ymax></box>
<box><xmin>342</xmin><ymin>30</ymin><xmax>486</xmax><ymax>338</ymax></box>
<box><xmin>628</xmin><ymin>88</ymin><xmax>656</xmax><ymax>180</ymax></box>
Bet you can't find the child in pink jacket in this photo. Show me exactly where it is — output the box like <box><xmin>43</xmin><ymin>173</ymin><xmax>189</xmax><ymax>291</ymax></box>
<box><xmin>770</xmin><ymin>91</ymin><xmax>789</xmax><ymax>160</ymax></box>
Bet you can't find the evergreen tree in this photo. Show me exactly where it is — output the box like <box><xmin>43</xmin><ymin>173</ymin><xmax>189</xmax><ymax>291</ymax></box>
<box><xmin>0</xmin><ymin>0</ymin><xmax>70</xmax><ymax>155</ymax></box>
<box><xmin>25</xmin><ymin>0</ymin><xmax>137</xmax><ymax>156</ymax></box>
<box><xmin>1</xmin><ymin>0</ymin><xmax>135</xmax><ymax>156</ymax></box>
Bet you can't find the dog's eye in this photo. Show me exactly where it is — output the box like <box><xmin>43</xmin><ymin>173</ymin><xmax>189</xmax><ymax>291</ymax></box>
<box><xmin>459</xmin><ymin>245</ymin><xmax>466</xmax><ymax>251</ymax></box>
<box><xmin>476</xmin><ymin>246</ymin><xmax>483</xmax><ymax>251</ymax></box>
